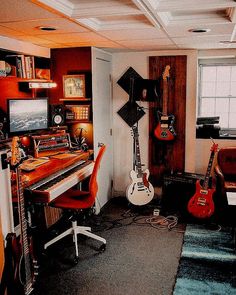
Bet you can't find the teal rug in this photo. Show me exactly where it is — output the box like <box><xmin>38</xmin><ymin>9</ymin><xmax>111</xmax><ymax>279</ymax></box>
<box><xmin>173</xmin><ymin>224</ymin><xmax>236</xmax><ymax>295</ymax></box>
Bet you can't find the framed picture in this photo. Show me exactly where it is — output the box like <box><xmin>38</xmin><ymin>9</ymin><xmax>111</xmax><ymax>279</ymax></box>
<box><xmin>63</xmin><ymin>74</ymin><xmax>85</xmax><ymax>98</ymax></box>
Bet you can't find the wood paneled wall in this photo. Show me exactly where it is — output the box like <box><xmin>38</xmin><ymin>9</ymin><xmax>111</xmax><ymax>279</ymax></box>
<box><xmin>149</xmin><ymin>56</ymin><xmax>187</xmax><ymax>186</ymax></box>
<box><xmin>50</xmin><ymin>47</ymin><xmax>92</xmax><ymax>104</ymax></box>
<box><xmin>0</xmin><ymin>78</ymin><xmax>32</xmax><ymax>112</ymax></box>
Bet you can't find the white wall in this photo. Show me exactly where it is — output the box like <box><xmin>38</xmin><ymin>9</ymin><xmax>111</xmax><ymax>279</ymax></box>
<box><xmin>112</xmin><ymin>50</ymin><xmax>198</xmax><ymax>195</ymax></box>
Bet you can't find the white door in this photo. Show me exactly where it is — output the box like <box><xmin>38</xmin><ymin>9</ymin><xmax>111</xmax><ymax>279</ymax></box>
<box><xmin>0</xmin><ymin>149</ymin><xmax>14</xmax><ymax>239</ymax></box>
<box><xmin>92</xmin><ymin>48</ymin><xmax>113</xmax><ymax>213</ymax></box>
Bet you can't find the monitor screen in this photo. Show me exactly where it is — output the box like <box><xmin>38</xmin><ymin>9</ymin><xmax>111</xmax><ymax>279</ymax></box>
<box><xmin>8</xmin><ymin>98</ymin><xmax>49</xmax><ymax>134</ymax></box>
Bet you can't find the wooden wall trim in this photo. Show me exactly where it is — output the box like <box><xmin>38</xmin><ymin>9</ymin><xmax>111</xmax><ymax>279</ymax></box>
<box><xmin>149</xmin><ymin>55</ymin><xmax>187</xmax><ymax>186</ymax></box>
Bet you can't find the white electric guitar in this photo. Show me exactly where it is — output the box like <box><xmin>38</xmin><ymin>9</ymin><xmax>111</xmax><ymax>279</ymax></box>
<box><xmin>126</xmin><ymin>125</ymin><xmax>154</xmax><ymax>206</ymax></box>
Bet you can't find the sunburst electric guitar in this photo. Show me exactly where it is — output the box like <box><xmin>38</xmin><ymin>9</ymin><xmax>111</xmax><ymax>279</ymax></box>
<box><xmin>126</xmin><ymin>126</ymin><xmax>154</xmax><ymax>206</ymax></box>
<box><xmin>187</xmin><ymin>142</ymin><xmax>218</xmax><ymax>219</ymax></box>
<box><xmin>154</xmin><ymin>65</ymin><xmax>176</xmax><ymax>141</ymax></box>
<box><xmin>11</xmin><ymin>137</ymin><xmax>37</xmax><ymax>295</ymax></box>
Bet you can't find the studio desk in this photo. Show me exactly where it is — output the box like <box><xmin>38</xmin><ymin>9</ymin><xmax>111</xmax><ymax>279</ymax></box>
<box><xmin>22</xmin><ymin>150</ymin><xmax>94</xmax><ymax>204</ymax></box>
<box><xmin>10</xmin><ymin>150</ymin><xmax>94</xmax><ymax>230</ymax></box>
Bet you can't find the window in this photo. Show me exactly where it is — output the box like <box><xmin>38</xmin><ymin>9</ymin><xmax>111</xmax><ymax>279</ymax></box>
<box><xmin>198</xmin><ymin>59</ymin><xmax>236</xmax><ymax>134</ymax></box>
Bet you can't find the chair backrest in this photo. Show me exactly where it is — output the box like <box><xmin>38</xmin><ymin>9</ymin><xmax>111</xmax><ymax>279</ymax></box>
<box><xmin>89</xmin><ymin>145</ymin><xmax>106</xmax><ymax>199</ymax></box>
<box><xmin>217</xmin><ymin>147</ymin><xmax>236</xmax><ymax>177</ymax></box>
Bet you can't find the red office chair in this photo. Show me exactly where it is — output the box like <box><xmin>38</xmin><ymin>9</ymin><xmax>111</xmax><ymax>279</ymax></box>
<box><xmin>44</xmin><ymin>145</ymin><xmax>106</xmax><ymax>263</ymax></box>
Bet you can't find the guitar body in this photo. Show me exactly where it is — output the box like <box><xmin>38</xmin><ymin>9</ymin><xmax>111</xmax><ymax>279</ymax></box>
<box><xmin>126</xmin><ymin>169</ymin><xmax>154</xmax><ymax>206</ymax></box>
<box><xmin>0</xmin><ymin>233</ymin><xmax>21</xmax><ymax>295</ymax></box>
<box><xmin>187</xmin><ymin>180</ymin><xmax>215</xmax><ymax>219</ymax></box>
<box><xmin>154</xmin><ymin>111</ymin><xmax>176</xmax><ymax>141</ymax></box>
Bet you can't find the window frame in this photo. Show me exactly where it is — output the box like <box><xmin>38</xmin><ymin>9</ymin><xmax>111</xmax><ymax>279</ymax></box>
<box><xmin>198</xmin><ymin>58</ymin><xmax>236</xmax><ymax>137</ymax></box>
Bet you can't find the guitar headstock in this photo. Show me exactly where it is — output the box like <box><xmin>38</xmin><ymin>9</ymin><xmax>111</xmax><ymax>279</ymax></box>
<box><xmin>162</xmin><ymin>65</ymin><xmax>170</xmax><ymax>81</ymax></box>
<box><xmin>11</xmin><ymin>136</ymin><xmax>21</xmax><ymax>168</ymax></box>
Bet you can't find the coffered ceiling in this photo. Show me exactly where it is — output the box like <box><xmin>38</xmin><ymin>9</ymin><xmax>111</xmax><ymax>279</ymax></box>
<box><xmin>1</xmin><ymin>0</ymin><xmax>236</xmax><ymax>51</ymax></box>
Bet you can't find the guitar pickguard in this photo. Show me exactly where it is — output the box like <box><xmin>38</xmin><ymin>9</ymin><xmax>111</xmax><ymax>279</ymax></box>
<box><xmin>154</xmin><ymin>111</ymin><xmax>176</xmax><ymax>141</ymax></box>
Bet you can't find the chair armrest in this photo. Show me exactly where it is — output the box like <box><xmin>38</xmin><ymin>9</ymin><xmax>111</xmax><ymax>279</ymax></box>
<box><xmin>214</xmin><ymin>165</ymin><xmax>226</xmax><ymax>196</ymax></box>
<box><xmin>214</xmin><ymin>165</ymin><xmax>225</xmax><ymax>183</ymax></box>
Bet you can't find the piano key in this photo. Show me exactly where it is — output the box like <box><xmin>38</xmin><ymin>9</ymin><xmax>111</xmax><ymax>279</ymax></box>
<box><xmin>26</xmin><ymin>160</ymin><xmax>94</xmax><ymax>203</ymax></box>
<box><xmin>27</xmin><ymin>160</ymin><xmax>86</xmax><ymax>190</ymax></box>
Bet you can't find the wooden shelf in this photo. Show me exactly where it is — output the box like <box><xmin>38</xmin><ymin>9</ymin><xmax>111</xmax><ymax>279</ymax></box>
<box><xmin>18</xmin><ymin>79</ymin><xmax>53</xmax><ymax>83</ymax></box>
<box><xmin>0</xmin><ymin>75</ymin><xmax>17</xmax><ymax>80</ymax></box>
<box><xmin>60</xmin><ymin>98</ymin><xmax>91</xmax><ymax>102</ymax></box>
<box><xmin>0</xmin><ymin>76</ymin><xmax>52</xmax><ymax>83</ymax></box>
<box><xmin>66</xmin><ymin>120</ymin><xmax>92</xmax><ymax>124</ymax></box>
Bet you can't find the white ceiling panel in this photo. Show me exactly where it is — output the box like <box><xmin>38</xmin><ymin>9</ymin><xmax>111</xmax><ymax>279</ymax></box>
<box><xmin>1</xmin><ymin>18</ymin><xmax>89</xmax><ymax>35</ymax></box>
<box><xmin>173</xmin><ymin>34</ymin><xmax>232</xmax><ymax>44</ymax></box>
<box><xmin>0</xmin><ymin>25</ymin><xmax>25</xmax><ymax>37</ymax></box>
<box><xmin>117</xmin><ymin>38</ymin><xmax>174</xmax><ymax>47</ymax></box>
<box><xmin>0</xmin><ymin>0</ymin><xmax>235</xmax><ymax>50</ymax></box>
<box><xmin>78</xmin><ymin>14</ymin><xmax>153</xmax><ymax>31</ymax></box>
<box><xmin>0</xmin><ymin>0</ymin><xmax>61</xmax><ymax>22</ymax></box>
<box><xmin>166</xmin><ymin>23</ymin><xmax>235</xmax><ymax>38</ymax></box>
<box><xmin>99</xmin><ymin>27</ymin><xmax>166</xmax><ymax>40</ymax></box>
<box><xmin>38</xmin><ymin>32</ymin><xmax>110</xmax><ymax>43</ymax></box>
<box><xmin>14</xmin><ymin>35</ymin><xmax>61</xmax><ymax>45</ymax></box>
<box><xmin>57</xmin><ymin>40</ymin><xmax>123</xmax><ymax>48</ymax></box>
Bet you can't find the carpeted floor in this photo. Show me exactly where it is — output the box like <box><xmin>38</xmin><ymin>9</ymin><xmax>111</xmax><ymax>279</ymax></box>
<box><xmin>33</xmin><ymin>198</ymin><xmax>236</xmax><ymax>295</ymax></box>
<box><xmin>173</xmin><ymin>224</ymin><xmax>236</xmax><ymax>295</ymax></box>
<box><xmin>33</xmin><ymin>197</ymin><xmax>184</xmax><ymax>295</ymax></box>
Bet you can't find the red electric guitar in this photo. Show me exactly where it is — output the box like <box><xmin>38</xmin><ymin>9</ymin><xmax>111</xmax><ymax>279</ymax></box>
<box><xmin>154</xmin><ymin>65</ymin><xmax>176</xmax><ymax>141</ymax></box>
<box><xmin>187</xmin><ymin>142</ymin><xmax>218</xmax><ymax>219</ymax></box>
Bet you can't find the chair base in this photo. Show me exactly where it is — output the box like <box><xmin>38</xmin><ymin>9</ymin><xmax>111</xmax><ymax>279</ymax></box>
<box><xmin>44</xmin><ymin>220</ymin><xmax>106</xmax><ymax>258</ymax></box>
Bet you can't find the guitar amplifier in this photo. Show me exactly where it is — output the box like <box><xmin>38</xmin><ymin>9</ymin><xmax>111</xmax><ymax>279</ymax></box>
<box><xmin>161</xmin><ymin>172</ymin><xmax>205</xmax><ymax>219</ymax></box>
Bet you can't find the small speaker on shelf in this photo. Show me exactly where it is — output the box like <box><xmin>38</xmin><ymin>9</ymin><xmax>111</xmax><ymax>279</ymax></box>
<box><xmin>50</xmin><ymin>104</ymin><xmax>65</xmax><ymax>126</ymax></box>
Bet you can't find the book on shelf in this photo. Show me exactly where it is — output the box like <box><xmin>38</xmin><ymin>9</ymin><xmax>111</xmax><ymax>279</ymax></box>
<box><xmin>5</xmin><ymin>54</ymin><xmax>35</xmax><ymax>79</ymax></box>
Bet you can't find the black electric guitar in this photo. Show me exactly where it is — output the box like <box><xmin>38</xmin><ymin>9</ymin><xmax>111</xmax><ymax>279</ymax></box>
<box><xmin>126</xmin><ymin>125</ymin><xmax>154</xmax><ymax>206</ymax></box>
<box><xmin>11</xmin><ymin>137</ymin><xmax>36</xmax><ymax>295</ymax></box>
<box><xmin>154</xmin><ymin>65</ymin><xmax>176</xmax><ymax>141</ymax></box>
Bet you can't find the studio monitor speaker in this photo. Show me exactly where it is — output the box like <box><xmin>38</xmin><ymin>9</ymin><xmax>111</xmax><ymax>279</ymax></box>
<box><xmin>50</xmin><ymin>104</ymin><xmax>65</xmax><ymax>126</ymax></box>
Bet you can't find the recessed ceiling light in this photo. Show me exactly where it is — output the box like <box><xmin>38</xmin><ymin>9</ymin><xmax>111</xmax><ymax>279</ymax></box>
<box><xmin>188</xmin><ymin>28</ymin><xmax>211</xmax><ymax>33</ymax></box>
<box><xmin>37</xmin><ymin>26</ymin><xmax>57</xmax><ymax>31</ymax></box>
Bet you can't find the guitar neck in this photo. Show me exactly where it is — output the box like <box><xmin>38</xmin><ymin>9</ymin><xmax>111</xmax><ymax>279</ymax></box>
<box><xmin>202</xmin><ymin>151</ymin><xmax>215</xmax><ymax>189</ymax></box>
<box><xmin>162</xmin><ymin>77</ymin><xmax>168</xmax><ymax>114</ymax></box>
<box><xmin>134</xmin><ymin>135</ymin><xmax>143</xmax><ymax>177</ymax></box>
<box><xmin>16</xmin><ymin>167</ymin><xmax>32</xmax><ymax>293</ymax></box>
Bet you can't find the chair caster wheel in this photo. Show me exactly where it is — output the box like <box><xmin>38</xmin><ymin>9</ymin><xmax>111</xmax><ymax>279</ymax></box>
<box><xmin>99</xmin><ymin>244</ymin><xmax>106</xmax><ymax>252</ymax></box>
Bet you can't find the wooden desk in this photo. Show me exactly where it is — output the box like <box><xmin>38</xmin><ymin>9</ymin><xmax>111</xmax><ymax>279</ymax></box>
<box><xmin>21</xmin><ymin>150</ymin><xmax>92</xmax><ymax>188</ymax></box>
<box><xmin>12</xmin><ymin>150</ymin><xmax>94</xmax><ymax>228</ymax></box>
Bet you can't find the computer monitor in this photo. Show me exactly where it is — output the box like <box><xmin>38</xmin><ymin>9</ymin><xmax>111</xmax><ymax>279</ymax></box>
<box><xmin>8</xmin><ymin>98</ymin><xmax>49</xmax><ymax>135</ymax></box>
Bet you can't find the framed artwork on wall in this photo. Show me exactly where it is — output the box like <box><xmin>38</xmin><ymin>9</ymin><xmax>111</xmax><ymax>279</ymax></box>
<box><xmin>63</xmin><ymin>74</ymin><xmax>86</xmax><ymax>98</ymax></box>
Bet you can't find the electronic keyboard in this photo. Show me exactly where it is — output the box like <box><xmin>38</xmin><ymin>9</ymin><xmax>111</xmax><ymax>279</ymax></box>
<box><xmin>25</xmin><ymin>160</ymin><xmax>94</xmax><ymax>203</ymax></box>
